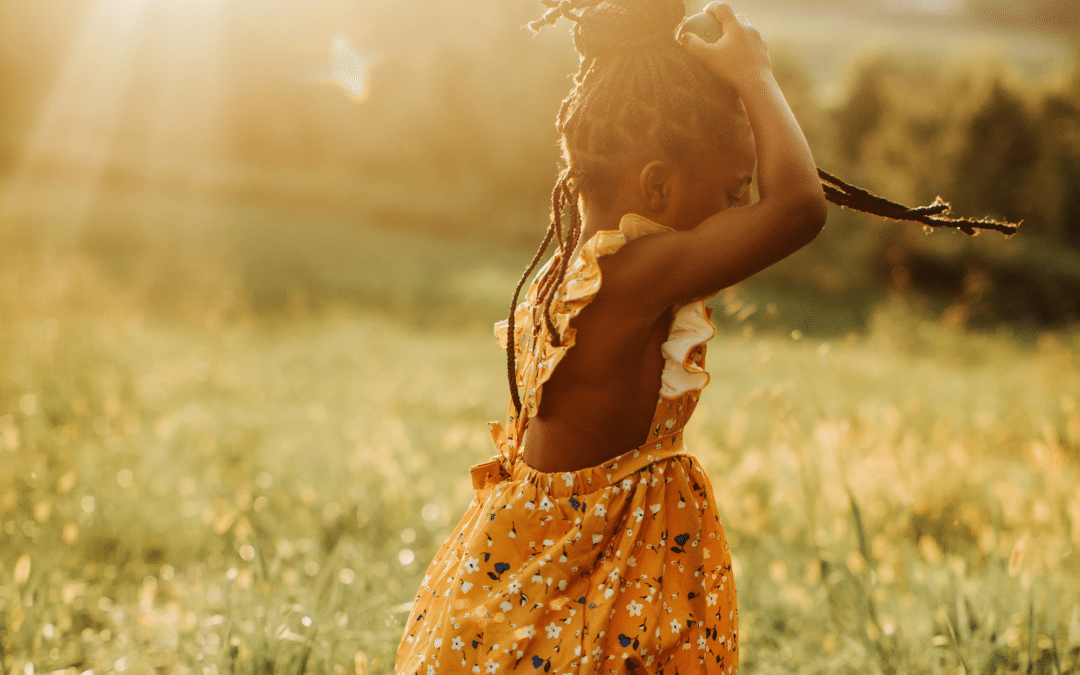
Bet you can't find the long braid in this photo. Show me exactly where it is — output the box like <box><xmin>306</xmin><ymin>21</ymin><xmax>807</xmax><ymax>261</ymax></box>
<box><xmin>545</xmin><ymin>177</ymin><xmax>577</xmax><ymax>346</ymax></box>
<box><xmin>543</xmin><ymin>174</ymin><xmax>569</xmax><ymax>336</ymax></box>
<box><xmin>817</xmin><ymin>169</ymin><xmax>1018</xmax><ymax>235</ymax></box>
<box><xmin>506</xmin><ymin>223</ymin><xmax>556</xmax><ymax>416</ymax></box>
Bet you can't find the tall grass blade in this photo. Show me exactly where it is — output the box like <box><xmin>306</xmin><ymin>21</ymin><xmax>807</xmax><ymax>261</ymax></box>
<box><xmin>945</xmin><ymin>615</ymin><xmax>971</xmax><ymax>675</ymax></box>
<box><xmin>1028</xmin><ymin>581</ymin><xmax>1036</xmax><ymax>675</ymax></box>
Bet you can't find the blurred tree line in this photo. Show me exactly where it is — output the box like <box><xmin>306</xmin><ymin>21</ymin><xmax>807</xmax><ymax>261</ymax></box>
<box><xmin>1</xmin><ymin>0</ymin><xmax>1078</xmax><ymax>327</ymax></box>
<box><xmin>821</xmin><ymin>50</ymin><xmax>1080</xmax><ymax>326</ymax></box>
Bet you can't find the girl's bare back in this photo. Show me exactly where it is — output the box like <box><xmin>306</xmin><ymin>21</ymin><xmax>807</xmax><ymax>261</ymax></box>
<box><xmin>523</xmin><ymin>262</ymin><xmax>674</xmax><ymax>472</ymax></box>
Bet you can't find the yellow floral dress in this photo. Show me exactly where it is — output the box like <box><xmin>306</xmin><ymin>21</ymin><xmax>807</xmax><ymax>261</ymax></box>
<box><xmin>396</xmin><ymin>215</ymin><xmax>737</xmax><ymax>675</ymax></box>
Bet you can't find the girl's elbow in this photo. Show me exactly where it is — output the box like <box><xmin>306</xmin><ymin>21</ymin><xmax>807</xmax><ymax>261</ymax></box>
<box><xmin>802</xmin><ymin>191</ymin><xmax>828</xmax><ymax>239</ymax></box>
<box><xmin>785</xmin><ymin>191</ymin><xmax>827</xmax><ymax>247</ymax></box>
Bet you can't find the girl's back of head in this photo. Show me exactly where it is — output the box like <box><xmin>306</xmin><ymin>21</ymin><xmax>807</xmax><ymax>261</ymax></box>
<box><xmin>538</xmin><ymin>0</ymin><xmax>749</xmax><ymax>202</ymax></box>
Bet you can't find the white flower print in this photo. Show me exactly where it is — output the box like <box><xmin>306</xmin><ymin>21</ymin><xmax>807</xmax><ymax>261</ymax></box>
<box><xmin>698</xmin><ymin>636</ymin><xmax>707</xmax><ymax>650</ymax></box>
<box><xmin>632</xmin><ymin>507</ymin><xmax>645</xmax><ymax>522</ymax></box>
<box><xmin>538</xmin><ymin>496</ymin><xmax>554</xmax><ymax>512</ymax></box>
<box><xmin>562</xmin><ymin>472</ymin><xmax>575</xmax><ymax>486</ymax></box>
<box><xmin>670</xmin><ymin>619</ymin><xmax>681</xmax><ymax>633</ymax></box>
<box><xmin>461</xmin><ymin>580</ymin><xmax>473</xmax><ymax>593</ymax></box>
<box><xmin>594</xmin><ymin>503</ymin><xmax>607</xmax><ymax>517</ymax></box>
<box><xmin>627</xmin><ymin>601</ymin><xmax>643</xmax><ymax>617</ymax></box>
<box><xmin>433</xmin><ymin>638</ymin><xmax>442</xmax><ymax>649</ymax></box>
<box><xmin>485</xmin><ymin>659</ymin><xmax>499</xmax><ymax>673</ymax></box>
<box><xmin>508</xmin><ymin>580</ymin><xmax>521</xmax><ymax>594</ymax></box>
<box><xmin>500</xmin><ymin>601</ymin><xmax>513</xmax><ymax>613</ymax></box>
<box><xmin>650</xmin><ymin>503</ymin><xmax>662</xmax><ymax>514</ymax></box>
<box><xmin>452</xmin><ymin>636</ymin><xmax>464</xmax><ymax>651</ymax></box>
<box><xmin>706</xmin><ymin>592</ymin><xmax>718</xmax><ymax>607</ymax></box>
<box><xmin>464</xmin><ymin>557</ymin><xmax>480</xmax><ymax>574</ymax></box>
<box><xmin>428</xmin><ymin>666</ymin><xmax>436</xmax><ymax>675</ymax></box>
<box><xmin>522</xmin><ymin>625</ymin><xmax>537</xmax><ymax>638</ymax></box>
<box><xmin>622</xmin><ymin>478</ymin><xmax>634</xmax><ymax>491</ymax></box>
<box><xmin>628</xmin><ymin>556</ymin><xmax>638</xmax><ymax>567</ymax></box>
<box><xmin>545</xmin><ymin>623</ymin><xmax>563</xmax><ymax>639</ymax></box>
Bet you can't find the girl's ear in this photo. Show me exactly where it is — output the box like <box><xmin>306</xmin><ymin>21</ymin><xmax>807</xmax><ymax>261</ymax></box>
<box><xmin>638</xmin><ymin>160</ymin><xmax>673</xmax><ymax>214</ymax></box>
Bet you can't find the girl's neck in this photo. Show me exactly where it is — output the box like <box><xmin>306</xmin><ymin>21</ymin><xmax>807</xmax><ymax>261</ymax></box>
<box><xmin>574</xmin><ymin>197</ymin><xmax>625</xmax><ymax>258</ymax></box>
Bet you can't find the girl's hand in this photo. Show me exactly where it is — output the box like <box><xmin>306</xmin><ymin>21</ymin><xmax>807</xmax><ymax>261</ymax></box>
<box><xmin>679</xmin><ymin>2</ymin><xmax>772</xmax><ymax>85</ymax></box>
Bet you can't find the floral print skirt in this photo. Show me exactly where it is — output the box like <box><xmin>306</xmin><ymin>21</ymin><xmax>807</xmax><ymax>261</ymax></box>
<box><xmin>395</xmin><ymin>432</ymin><xmax>738</xmax><ymax>675</ymax></box>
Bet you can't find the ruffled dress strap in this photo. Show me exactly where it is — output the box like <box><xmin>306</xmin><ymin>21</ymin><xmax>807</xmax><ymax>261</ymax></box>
<box><xmin>486</xmin><ymin>213</ymin><xmax>716</xmax><ymax>469</ymax></box>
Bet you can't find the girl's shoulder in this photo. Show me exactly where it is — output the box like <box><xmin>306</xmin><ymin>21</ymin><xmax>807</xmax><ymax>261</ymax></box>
<box><xmin>495</xmin><ymin>214</ymin><xmax>669</xmax><ymax>352</ymax></box>
<box><xmin>496</xmin><ymin>214</ymin><xmax>715</xmax><ymax>420</ymax></box>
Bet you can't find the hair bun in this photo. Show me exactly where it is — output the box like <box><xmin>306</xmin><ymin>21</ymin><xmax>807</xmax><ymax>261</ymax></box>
<box><xmin>573</xmin><ymin>0</ymin><xmax>686</xmax><ymax>60</ymax></box>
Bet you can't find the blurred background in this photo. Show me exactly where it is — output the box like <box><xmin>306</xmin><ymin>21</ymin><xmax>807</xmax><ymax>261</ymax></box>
<box><xmin>2</xmin><ymin>0</ymin><xmax>1078</xmax><ymax>330</ymax></box>
<box><xmin>2</xmin><ymin>1</ymin><xmax>1079</xmax><ymax>673</ymax></box>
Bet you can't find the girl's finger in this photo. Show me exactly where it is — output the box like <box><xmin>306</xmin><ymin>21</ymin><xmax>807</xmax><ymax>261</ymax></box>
<box><xmin>705</xmin><ymin>2</ymin><xmax>737</xmax><ymax>25</ymax></box>
<box><xmin>678</xmin><ymin>31</ymin><xmax>707</xmax><ymax>55</ymax></box>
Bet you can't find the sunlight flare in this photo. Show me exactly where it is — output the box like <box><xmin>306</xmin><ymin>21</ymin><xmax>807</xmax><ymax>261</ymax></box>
<box><xmin>0</xmin><ymin>0</ymin><xmax>226</xmax><ymax>238</ymax></box>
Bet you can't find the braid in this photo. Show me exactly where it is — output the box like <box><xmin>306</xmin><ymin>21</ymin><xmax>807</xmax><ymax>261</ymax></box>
<box><xmin>543</xmin><ymin>176</ymin><xmax>583</xmax><ymax>348</ymax></box>
<box><xmin>528</xmin><ymin>0</ymin><xmax>599</xmax><ymax>33</ymax></box>
<box><xmin>506</xmin><ymin>222</ymin><xmax>556</xmax><ymax>416</ymax></box>
<box><xmin>817</xmin><ymin>169</ymin><xmax>1019</xmax><ymax>235</ymax></box>
<box><xmin>543</xmin><ymin>174</ymin><xmax>570</xmax><ymax>338</ymax></box>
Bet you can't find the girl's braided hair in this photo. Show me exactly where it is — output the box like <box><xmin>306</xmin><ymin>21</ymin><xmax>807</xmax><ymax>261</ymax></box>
<box><xmin>506</xmin><ymin>0</ymin><xmax>1020</xmax><ymax>416</ymax></box>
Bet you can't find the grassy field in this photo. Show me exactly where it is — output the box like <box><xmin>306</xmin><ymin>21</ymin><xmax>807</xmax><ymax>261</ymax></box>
<box><xmin>0</xmin><ymin>216</ymin><xmax>1078</xmax><ymax>675</ymax></box>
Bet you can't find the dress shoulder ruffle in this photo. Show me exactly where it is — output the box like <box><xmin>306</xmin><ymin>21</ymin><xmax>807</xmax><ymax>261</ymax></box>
<box><xmin>494</xmin><ymin>214</ymin><xmax>716</xmax><ymax>419</ymax></box>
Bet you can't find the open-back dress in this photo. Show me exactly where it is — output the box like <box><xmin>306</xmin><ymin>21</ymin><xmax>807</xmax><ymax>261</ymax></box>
<box><xmin>395</xmin><ymin>214</ymin><xmax>738</xmax><ymax>675</ymax></box>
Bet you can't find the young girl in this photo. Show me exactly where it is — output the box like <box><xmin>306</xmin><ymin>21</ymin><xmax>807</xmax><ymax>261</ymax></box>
<box><xmin>393</xmin><ymin>2</ymin><xmax>811</xmax><ymax>672</ymax></box>
<box><xmin>391</xmin><ymin>0</ymin><xmax>1024</xmax><ymax>669</ymax></box>
<box><xmin>395</xmin><ymin>0</ymin><xmax>1013</xmax><ymax>672</ymax></box>
<box><xmin>395</xmin><ymin>1</ymin><xmax>820</xmax><ymax>673</ymax></box>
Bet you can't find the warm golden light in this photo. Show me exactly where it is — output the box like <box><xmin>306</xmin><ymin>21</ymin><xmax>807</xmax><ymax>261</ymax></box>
<box><xmin>0</xmin><ymin>0</ymin><xmax>227</xmax><ymax>237</ymax></box>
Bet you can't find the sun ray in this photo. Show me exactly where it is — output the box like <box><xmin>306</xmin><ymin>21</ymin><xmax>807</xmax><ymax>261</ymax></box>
<box><xmin>134</xmin><ymin>0</ymin><xmax>226</xmax><ymax>231</ymax></box>
<box><xmin>0</xmin><ymin>0</ymin><xmax>153</xmax><ymax>241</ymax></box>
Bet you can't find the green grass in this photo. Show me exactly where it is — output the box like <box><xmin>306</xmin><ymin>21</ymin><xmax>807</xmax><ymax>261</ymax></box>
<box><xmin>0</xmin><ymin>220</ymin><xmax>1079</xmax><ymax>675</ymax></box>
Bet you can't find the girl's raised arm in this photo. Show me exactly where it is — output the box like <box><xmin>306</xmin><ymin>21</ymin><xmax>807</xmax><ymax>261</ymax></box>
<box><xmin>603</xmin><ymin>2</ymin><xmax>827</xmax><ymax>316</ymax></box>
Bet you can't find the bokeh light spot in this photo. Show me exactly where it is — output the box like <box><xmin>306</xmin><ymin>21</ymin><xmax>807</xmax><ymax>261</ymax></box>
<box><xmin>421</xmin><ymin>503</ymin><xmax>440</xmax><ymax>522</ymax></box>
<box><xmin>116</xmin><ymin>469</ymin><xmax>134</xmax><ymax>488</ymax></box>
